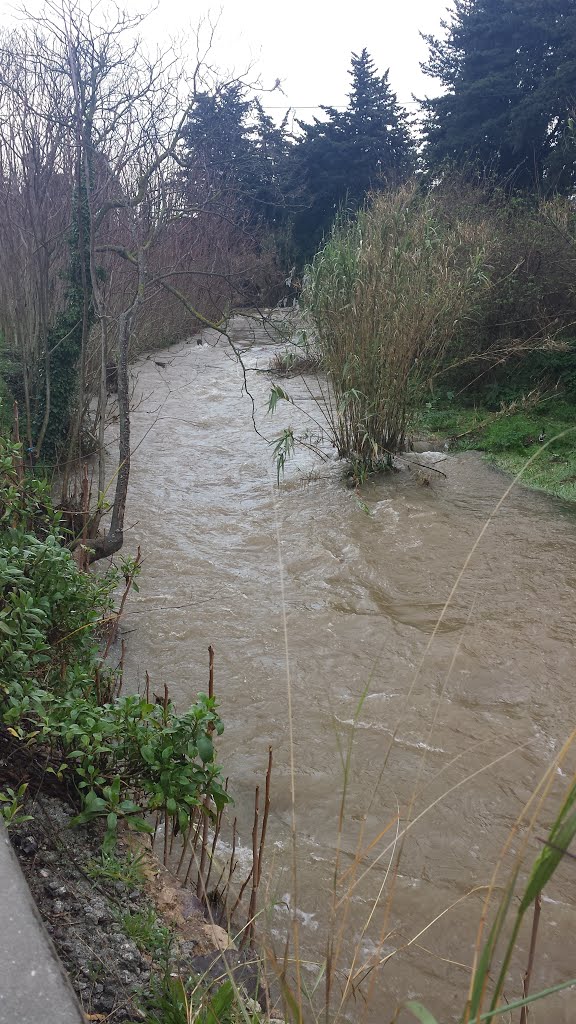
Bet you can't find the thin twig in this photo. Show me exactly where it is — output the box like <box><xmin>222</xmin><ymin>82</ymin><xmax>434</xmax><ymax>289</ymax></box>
<box><xmin>519</xmin><ymin>893</ymin><xmax>542</xmax><ymax>1024</ymax></box>
<box><xmin>208</xmin><ymin>644</ymin><xmax>214</xmax><ymax>700</ymax></box>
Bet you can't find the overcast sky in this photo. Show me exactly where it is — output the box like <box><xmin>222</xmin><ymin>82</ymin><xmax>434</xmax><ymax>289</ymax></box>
<box><xmin>148</xmin><ymin>0</ymin><xmax>449</xmax><ymax>117</ymax></box>
<box><xmin>1</xmin><ymin>0</ymin><xmax>450</xmax><ymax>119</ymax></box>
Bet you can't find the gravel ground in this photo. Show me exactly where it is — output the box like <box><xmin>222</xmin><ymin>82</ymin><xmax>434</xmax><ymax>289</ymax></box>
<box><xmin>11</xmin><ymin>796</ymin><xmax>262</xmax><ymax>1022</ymax></box>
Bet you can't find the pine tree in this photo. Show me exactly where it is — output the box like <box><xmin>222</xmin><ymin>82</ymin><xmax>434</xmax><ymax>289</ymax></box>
<box><xmin>290</xmin><ymin>49</ymin><xmax>413</xmax><ymax>261</ymax></box>
<box><xmin>179</xmin><ymin>87</ymin><xmax>293</xmax><ymax>229</ymax></box>
<box><xmin>420</xmin><ymin>0</ymin><xmax>576</xmax><ymax>190</ymax></box>
<box><xmin>179</xmin><ymin>84</ymin><xmax>255</xmax><ymax>203</ymax></box>
<box><xmin>249</xmin><ymin>100</ymin><xmax>294</xmax><ymax>228</ymax></box>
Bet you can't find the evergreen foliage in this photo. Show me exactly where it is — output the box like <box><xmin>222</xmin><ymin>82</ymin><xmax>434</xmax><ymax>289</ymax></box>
<box><xmin>420</xmin><ymin>0</ymin><xmax>576</xmax><ymax>190</ymax></box>
<box><xmin>179</xmin><ymin>85</ymin><xmax>292</xmax><ymax>228</ymax></box>
<box><xmin>178</xmin><ymin>50</ymin><xmax>413</xmax><ymax>264</ymax></box>
<box><xmin>289</xmin><ymin>49</ymin><xmax>414</xmax><ymax>261</ymax></box>
<box><xmin>180</xmin><ymin>83</ymin><xmax>255</xmax><ymax>198</ymax></box>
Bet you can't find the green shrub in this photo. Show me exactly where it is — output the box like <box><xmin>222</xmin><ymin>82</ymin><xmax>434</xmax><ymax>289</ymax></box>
<box><xmin>145</xmin><ymin>974</ymin><xmax>257</xmax><ymax>1024</ymax></box>
<box><xmin>0</xmin><ymin>434</ymin><xmax>230</xmax><ymax>852</ymax></box>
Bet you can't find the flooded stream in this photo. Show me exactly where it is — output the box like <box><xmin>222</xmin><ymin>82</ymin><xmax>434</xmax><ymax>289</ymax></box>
<box><xmin>121</xmin><ymin>314</ymin><xmax>576</xmax><ymax>1022</ymax></box>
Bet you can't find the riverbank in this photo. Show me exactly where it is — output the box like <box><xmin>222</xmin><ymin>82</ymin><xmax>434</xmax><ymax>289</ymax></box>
<box><xmin>0</xmin><ymin>430</ymin><xmax>271</xmax><ymax>1023</ymax></box>
<box><xmin>416</xmin><ymin>396</ymin><xmax>576</xmax><ymax>503</ymax></box>
<box><xmin>8</xmin><ymin>793</ymin><xmax>265</xmax><ymax>1022</ymax></box>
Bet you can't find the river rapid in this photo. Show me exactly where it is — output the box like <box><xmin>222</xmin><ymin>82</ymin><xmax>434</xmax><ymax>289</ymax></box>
<box><xmin>121</xmin><ymin>314</ymin><xmax>576</xmax><ymax>1023</ymax></box>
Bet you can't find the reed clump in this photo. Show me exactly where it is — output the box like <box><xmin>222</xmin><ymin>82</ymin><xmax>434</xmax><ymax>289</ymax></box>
<box><xmin>302</xmin><ymin>183</ymin><xmax>493</xmax><ymax>470</ymax></box>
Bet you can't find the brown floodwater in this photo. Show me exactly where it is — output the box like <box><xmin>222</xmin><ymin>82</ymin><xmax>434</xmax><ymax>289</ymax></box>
<box><xmin>121</xmin><ymin>315</ymin><xmax>576</xmax><ymax>1023</ymax></box>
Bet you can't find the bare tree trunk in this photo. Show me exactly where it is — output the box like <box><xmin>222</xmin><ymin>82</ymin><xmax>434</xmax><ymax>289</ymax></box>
<box><xmin>88</xmin><ymin>251</ymin><xmax>143</xmax><ymax>562</ymax></box>
<box><xmin>35</xmin><ymin>341</ymin><xmax>51</xmax><ymax>457</ymax></box>
<box><xmin>97</xmin><ymin>318</ymin><xmax>108</xmax><ymax>497</ymax></box>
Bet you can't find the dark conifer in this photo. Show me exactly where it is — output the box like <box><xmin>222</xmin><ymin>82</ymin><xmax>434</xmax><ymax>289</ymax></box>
<box><xmin>290</xmin><ymin>49</ymin><xmax>413</xmax><ymax>260</ymax></box>
<box><xmin>420</xmin><ymin>0</ymin><xmax>576</xmax><ymax>191</ymax></box>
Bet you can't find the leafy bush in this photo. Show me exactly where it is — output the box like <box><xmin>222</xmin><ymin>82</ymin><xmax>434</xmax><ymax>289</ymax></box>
<box><xmin>0</xmin><ymin>434</ymin><xmax>230</xmax><ymax>851</ymax></box>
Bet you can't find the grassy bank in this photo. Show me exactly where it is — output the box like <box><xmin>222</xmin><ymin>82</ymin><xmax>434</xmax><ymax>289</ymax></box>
<box><xmin>417</xmin><ymin>396</ymin><xmax>576</xmax><ymax>503</ymax></box>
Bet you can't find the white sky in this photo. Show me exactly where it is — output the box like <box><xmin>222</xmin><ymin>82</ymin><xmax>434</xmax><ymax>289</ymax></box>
<box><xmin>1</xmin><ymin>0</ymin><xmax>450</xmax><ymax>119</ymax></box>
<box><xmin>149</xmin><ymin>0</ymin><xmax>449</xmax><ymax>117</ymax></box>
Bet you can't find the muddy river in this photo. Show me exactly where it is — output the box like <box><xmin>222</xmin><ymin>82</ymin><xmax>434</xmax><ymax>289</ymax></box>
<box><xmin>121</xmin><ymin>314</ymin><xmax>576</xmax><ymax>1023</ymax></box>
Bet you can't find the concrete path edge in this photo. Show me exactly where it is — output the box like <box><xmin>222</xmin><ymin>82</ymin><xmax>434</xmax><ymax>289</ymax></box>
<box><xmin>0</xmin><ymin>820</ymin><xmax>86</xmax><ymax>1024</ymax></box>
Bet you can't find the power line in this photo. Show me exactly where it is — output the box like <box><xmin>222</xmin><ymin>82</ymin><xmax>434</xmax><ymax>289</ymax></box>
<box><xmin>260</xmin><ymin>101</ymin><xmax>421</xmax><ymax>109</ymax></box>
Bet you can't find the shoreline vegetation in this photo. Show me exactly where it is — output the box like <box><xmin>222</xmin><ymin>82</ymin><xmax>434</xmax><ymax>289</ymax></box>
<box><xmin>0</xmin><ymin>433</ymin><xmax>272</xmax><ymax>1022</ymax></box>
<box><xmin>1</xmin><ymin>0</ymin><xmax>576</xmax><ymax>1020</ymax></box>
<box><xmin>266</xmin><ymin>180</ymin><xmax>576</xmax><ymax>501</ymax></box>
<box><xmin>268</xmin><ymin>354</ymin><xmax>576</xmax><ymax>507</ymax></box>
<box><xmin>416</xmin><ymin>398</ymin><xmax>576</xmax><ymax>505</ymax></box>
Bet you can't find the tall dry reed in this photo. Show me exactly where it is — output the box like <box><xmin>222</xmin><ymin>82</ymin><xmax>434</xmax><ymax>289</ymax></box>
<box><xmin>302</xmin><ymin>183</ymin><xmax>492</xmax><ymax>468</ymax></box>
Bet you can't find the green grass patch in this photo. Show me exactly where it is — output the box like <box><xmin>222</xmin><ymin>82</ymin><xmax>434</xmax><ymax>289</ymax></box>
<box><xmin>120</xmin><ymin>907</ymin><xmax>173</xmax><ymax>957</ymax></box>
<box><xmin>416</xmin><ymin>398</ymin><xmax>576</xmax><ymax>502</ymax></box>
<box><xmin>86</xmin><ymin>849</ymin><xmax>147</xmax><ymax>888</ymax></box>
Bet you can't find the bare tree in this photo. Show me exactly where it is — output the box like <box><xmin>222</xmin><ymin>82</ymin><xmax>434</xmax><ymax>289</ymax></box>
<box><xmin>0</xmin><ymin>0</ymin><xmax>282</xmax><ymax>560</ymax></box>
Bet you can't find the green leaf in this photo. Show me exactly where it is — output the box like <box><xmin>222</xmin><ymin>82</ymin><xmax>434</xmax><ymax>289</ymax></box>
<box><xmin>197</xmin><ymin>734</ymin><xmax>214</xmax><ymax>764</ymax></box>
<box><xmin>140</xmin><ymin>743</ymin><xmax>155</xmax><ymax>764</ymax></box>
<box><xmin>129</xmin><ymin>817</ymin><xmax>154</xmax><ymax>834</ymax></box>
<box><xmin>475</xmin><ymin>977</ymin><xmax>576</xmax><ymax>1022</ymax></box>
<box><xmin>118</xmin><ymin>799</ymin><xmax>140</xmax><ymax>814</ymax></box>
<box><xmin>267</xmin><ymin>383</ymin><xmax>293</xmax><ymax>414</ymax></box>
<box><xmin>84</xmin><ymin>790</ymin><xmax>108</xmax><ymax>813</ymax></box>
<box><xmin>520</xmin><ymin>806</ymin><xmax>576</xmax><ymax>913</ymax></box>
<box><xmin>204</xmin><ymin>980</ymin><xmax>235</xmax><ymax>1024</ymax></box>
<box><xmin>405</xmin><ymin>1002</ymin><xmax>440</xmax><ymax>1024</ymax></box>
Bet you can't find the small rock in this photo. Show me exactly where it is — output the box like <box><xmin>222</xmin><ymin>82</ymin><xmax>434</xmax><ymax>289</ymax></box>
<box><xmin>178</xmin><ymin>939</ymin><xmax>200</xmax><ymax>959</ymax></box>
<box><xmin>96</xmin><ymin>992</ymin><xmax>116</xmax><ymax>1012</ymax></box>
<box><xmin>14</xmin><ymin>833</ymin><xmax>39</xmax><ymax>856</ymax></box>
<box><xmin>52</xmin><ymin>899</ymin><xmax>65</xmax><ymax>914</ymax></box>
<box><xmin>178</xmin><ymin>892</ymin><xmax>204</xmax><ymax>920</ymax></box>
<box><xmin>201</xmin><ymin>922</ymin><xmax>236</xmax><ymax>951</ymax></box>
